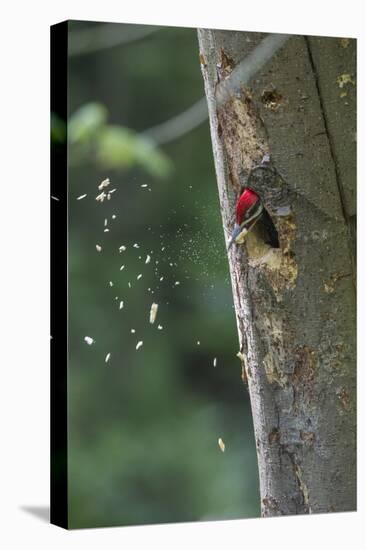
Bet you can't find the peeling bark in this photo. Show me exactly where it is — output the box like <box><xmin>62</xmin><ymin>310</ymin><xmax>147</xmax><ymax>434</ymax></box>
<box><xmin>198</xmin><ymin>30</ymin><xmax>356</xmax><ymax>516</ymax></box>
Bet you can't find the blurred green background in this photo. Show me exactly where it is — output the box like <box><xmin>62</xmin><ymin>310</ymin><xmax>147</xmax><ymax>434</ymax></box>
<box><xmin>62</xmin><ymin>20</ymin><xmax>259</xmax><ymax>528</ymax></box>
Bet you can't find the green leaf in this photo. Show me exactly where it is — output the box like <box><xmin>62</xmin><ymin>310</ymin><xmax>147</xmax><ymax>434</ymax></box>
<box><xmin>96</xmin><ymin>126</ymin><xmax>137</xmax><ymax>169</ymax></box>
<box><xmin>69</xmin><ymin>103</ymin><xmax>108</xmax><ymax>144</ymax></box>
<box><xmin>96</xmin><ymin>126</ymin><xmax>173</xmax><ymax>178</ymax></box>
<box><xmin>134</xmin><ymin>137</ymin><xmax>173</xmax><ymax>179</ymax></box>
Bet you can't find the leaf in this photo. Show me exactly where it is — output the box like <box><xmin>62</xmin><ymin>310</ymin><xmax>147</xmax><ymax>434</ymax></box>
<box><xmin>68</xmin><ymin>102</ymin><xmax>108</xmax><ymax>144</ymax></box>
<box><xmin>68</xmin><ymin>102</ymin><xmax>173</xmax><ymax>179</ymax></box>
<box><xmin>96</xmin><ymin>126</ymin><xmax>173</xmax><ymax>178</ymax></box>
<box><xmin>133</xmin><ymin>136</ymin><xmax>173</xmax><ymax>179</ymax></box>
<box><xmin>96</xmin><ymin>126</ymin><xmax>137</xmax><ymax>169</ymax></box>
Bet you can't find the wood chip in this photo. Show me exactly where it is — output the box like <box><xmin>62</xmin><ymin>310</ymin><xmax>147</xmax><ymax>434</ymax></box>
<box><xmin>95</xmin><ymin>191</ymin><xmax>107</xmax><ymax>202</ymax></box>
<box><xmin>98</xmin><ymin>178</ymin><xmax>110</xmax><ymax>190</ymax></box>
<box><xmin>136</xmin><ymin>341</ymin><xmax>143</xmax><ymax>350</ymax></box>
<box><xmin>149</xmin><ymin>303</ymin><xmax>158</xmax><ymax>324</ymax></box>
<box><xmin>218</xmin><ymin>438</ymin><xmax>225</xmax><ymax>453</ymax></box>
<box><xmin>77</xmin><ymin>194</ymin><xmax>87</xmax><ymax>200</ymax></box>
<box><xmin>105</xmin><ymin>353</ymin><xmax>111</xmax><ymax>363</ymax></box>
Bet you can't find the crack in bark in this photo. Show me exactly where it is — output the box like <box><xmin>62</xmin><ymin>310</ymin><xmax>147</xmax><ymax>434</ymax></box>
<box><xmin>305</xmin><ymin>36</ymin><xmax>356</xmax><ymax>284</ymax></box>
<box><xmin>305</xmin><ymin>37</ymin><xmax>347</xmax><ymax>223</ymax></box>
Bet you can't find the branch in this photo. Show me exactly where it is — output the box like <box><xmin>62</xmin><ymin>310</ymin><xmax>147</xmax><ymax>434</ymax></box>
<box><xmin>142</xmin><ymin>97</ymin><xmax>208</xmax><ymax>145</ymax></box>
<box><xmin>216</xmin><ymin>33</ymin><xmax>290</xmax><ymax>106</ymax></box>
<box><xmin>143</xmin><ymin>34</ymin><xmax>290</xmax><ymax>145</ymax></box>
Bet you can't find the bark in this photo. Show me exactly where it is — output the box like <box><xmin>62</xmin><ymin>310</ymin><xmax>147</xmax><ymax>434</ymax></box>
<box><xmin>198</xmin><ymin>30</ymin><xmax>356</xmax><ymax>516</ymax></box>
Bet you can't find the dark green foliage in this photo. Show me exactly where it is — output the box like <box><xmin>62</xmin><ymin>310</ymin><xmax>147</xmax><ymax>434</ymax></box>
<box><xmin>66</xmin><ymin>21</ymin><xmax>259</xmax><ymax>528</ymax></box>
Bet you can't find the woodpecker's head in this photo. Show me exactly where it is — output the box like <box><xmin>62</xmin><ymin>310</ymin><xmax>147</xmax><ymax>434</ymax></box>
<box><xmin>235</xmin><ymin>187</ymin><xmax>259</xmax><ymax>225</ymax></box>
<box><xmin>228</xmin><ymin>187</ymin><xmax>262</xmax><ymax>250</ymax></box>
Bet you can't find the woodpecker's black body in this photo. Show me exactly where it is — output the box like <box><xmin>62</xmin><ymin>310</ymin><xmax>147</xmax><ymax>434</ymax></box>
<box><xmin>260</xmin><ymin>207</ymin><xmax>280</xmax><ymax>248</ymax></box>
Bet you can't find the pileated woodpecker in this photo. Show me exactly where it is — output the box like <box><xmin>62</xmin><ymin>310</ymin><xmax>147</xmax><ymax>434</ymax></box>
<box><xmin>228</xmin><ymin>187</ymin><xmax>279</xmax><ymax>250</ymax></box>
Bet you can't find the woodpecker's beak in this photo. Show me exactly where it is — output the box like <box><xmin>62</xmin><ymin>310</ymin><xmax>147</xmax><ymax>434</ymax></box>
<box><xmin>228</xmin><ymin>223</ymin><xmax>242</xmax><ymax>250</ymax></box>
<box><xmin>227</xmin><ymin>202</ymin><xmax>264</xmax><ymax>251</ymax></box>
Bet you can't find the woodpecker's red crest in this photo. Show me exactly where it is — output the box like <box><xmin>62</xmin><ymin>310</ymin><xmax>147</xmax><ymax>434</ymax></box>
<box><xmin>235</xmin><ymin>188</ymin><xmax>259</xmax><ymax>225</ymax></box>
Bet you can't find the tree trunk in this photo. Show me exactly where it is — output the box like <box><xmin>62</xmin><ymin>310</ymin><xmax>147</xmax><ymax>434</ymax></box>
<box><xmin>198</xmin><ymin>30</ymin><xmax>356</xmax><ymax>516</ymax></box>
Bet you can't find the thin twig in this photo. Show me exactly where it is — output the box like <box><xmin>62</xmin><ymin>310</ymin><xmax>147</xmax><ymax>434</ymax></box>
<box><xmin>216</xmin><ymin>33</ymin><xmax>290</xmax><ymax>106</ymax></box>
<box><xmin>143</xmin><ymin>34</ymin><xmax>290</xmax><ymax>145</ymax></box>
<box><xmin>142</xmin><ymin>97</ymin><xmax>208</xmax><ymax>145</ymax></box>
